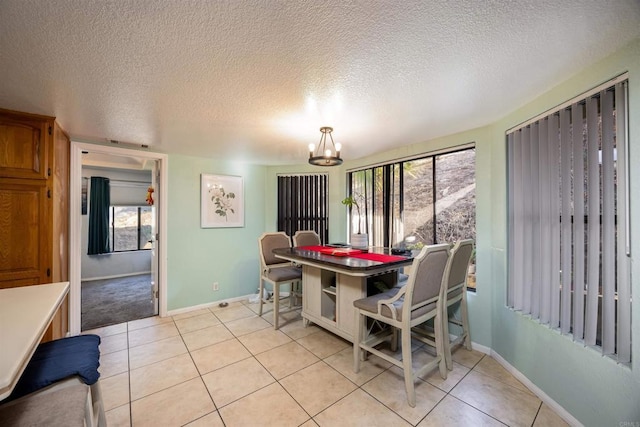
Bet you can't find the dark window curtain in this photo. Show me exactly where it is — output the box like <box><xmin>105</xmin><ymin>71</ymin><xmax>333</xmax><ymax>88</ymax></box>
<box><xmin>277</xmin><ymin>174</ymin><xmax>328</xmax><ymax>244</ymax></box>
<box><xmin>87</xmin><ymin>177</ymin><xmax>111</xmax><ymax>255</ymax></box>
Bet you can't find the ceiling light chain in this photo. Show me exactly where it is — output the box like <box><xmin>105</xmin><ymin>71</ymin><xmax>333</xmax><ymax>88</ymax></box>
<box><xmin>308</xmin><ymin>126</ymin><xmax>343</xmax><ymax>166</ymax></box>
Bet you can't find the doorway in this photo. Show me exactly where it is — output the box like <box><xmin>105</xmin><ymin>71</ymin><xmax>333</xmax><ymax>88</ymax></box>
<box><xmin>69</xmin><ymin>142</ymin><xmax>168</xmax><ymax>335</ymax></box>
<box><xmin>80</xmin><ymin>159</ymin><xmax>154</xmax><ymax>329</ymax></box>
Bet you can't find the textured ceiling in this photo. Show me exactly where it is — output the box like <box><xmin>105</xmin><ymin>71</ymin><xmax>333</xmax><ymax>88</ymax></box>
<box><xmin>1</xmin><ymin>1</ymin><xmax>639</xmax><ymax>165</ymax></box>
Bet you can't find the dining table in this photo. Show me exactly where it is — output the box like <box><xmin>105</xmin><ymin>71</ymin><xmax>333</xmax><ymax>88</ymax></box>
<box><xmin>273</xmin><ymin>246</ymin><xmax>412</xmax><ymax>343</ymax></box>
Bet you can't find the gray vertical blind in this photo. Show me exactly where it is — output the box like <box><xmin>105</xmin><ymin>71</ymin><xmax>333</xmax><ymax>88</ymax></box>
<box><xmin>507</xmin><ymin>77</ymin><xmax>630</xmax><ymax>364</ymax></box>
<box><xmin>584</xmin><ymin>96</ymin><xmax>600</xmax><ymax>346</ymax></box>
<box><xmin>571</xmin><ymin>104</ymin><xmax>585</xmax><ymax>341</ymax></box>
<box><xmin>601</xmin><ymin>89</ymin><xmax>616</xmax><ymax>355</ymax></box>
<box><xmin>615</xmin><ymin>83</ymin><xmax>631</xmax><ymax>363</ymax></box>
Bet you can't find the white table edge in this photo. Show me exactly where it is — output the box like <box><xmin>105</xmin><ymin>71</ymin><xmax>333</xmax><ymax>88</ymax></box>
<box><xmin>0</xmin><ymin>282</ymin><xmax>69</xmax><ymax>400</ymax></box>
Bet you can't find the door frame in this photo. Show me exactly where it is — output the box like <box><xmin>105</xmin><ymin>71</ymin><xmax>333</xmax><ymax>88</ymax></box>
<box><xmin>69</xmin><ymin>142</ymin><xmax>169</xmax><ymax>334</ymax></box>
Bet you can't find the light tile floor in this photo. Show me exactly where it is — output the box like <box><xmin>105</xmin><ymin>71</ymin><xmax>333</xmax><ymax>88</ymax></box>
<box><xmin>85</xmin><ymin>300</ymin><xmax>570</xmax><ymax>427</ymax></box>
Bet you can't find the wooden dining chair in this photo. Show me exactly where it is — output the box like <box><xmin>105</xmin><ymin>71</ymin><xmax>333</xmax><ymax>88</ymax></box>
<box><xmin>292</xmin><ymin>230</ymin><xmax>321</xmax><ymax>247</ymax></box>
<box><xmin>258</xmin><ymin>232</ymin><xmax>303</xmax><ymax>329</ymax></box>
<box><xmin>353</xmin><ymin>243</ymin><xmax>451</xmax><ymax>407</ymax></box>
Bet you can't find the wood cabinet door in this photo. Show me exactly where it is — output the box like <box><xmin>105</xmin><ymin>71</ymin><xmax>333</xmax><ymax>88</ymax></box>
<box><xmin>0</xmin><ymin>114</ymin><xmax>49</xmax><ymax>180</ymax></box>
<box><xmin>0</xmin><ymin>180</ymin><xmax>51</xmax><ymax>288</ymax></box>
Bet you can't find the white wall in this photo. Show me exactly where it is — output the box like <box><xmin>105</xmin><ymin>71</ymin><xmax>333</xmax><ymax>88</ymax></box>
<box><xmin>81</xmin><ymin>166</ymin><xmax>153</xmax><ymax>280</ymax></box>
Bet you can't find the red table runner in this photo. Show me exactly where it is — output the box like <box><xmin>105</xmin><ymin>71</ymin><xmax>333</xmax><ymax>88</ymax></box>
<box><xmin>300</xmin><ymin>246</ymin><xmax>408</xmax><ymax>263</ymax></box>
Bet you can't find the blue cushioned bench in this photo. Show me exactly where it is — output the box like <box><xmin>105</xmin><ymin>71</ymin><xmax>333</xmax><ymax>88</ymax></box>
<box><xmin>0</xmin><ymin>334</ymin><xmax>106</xmax><ymax>426</ymax></box>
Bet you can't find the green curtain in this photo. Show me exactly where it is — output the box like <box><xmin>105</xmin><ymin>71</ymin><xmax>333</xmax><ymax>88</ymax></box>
<box><xmin>87</xmin><ymin>177</ymin><xmax>111</xmax><ymax>255</ymax></box>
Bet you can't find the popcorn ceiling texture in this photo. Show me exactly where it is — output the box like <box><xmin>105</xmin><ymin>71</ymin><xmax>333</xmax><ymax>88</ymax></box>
<box><xmin>0</xmin><ymin>0</ymin><xmax>638</xmax><ymax>164</ymax></box>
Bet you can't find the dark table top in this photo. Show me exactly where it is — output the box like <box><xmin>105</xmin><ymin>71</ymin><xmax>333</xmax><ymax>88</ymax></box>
<box><xmin>272</xmin><ymin>246</ymin><xmax>413</xmax><ymax>273</ymax></box>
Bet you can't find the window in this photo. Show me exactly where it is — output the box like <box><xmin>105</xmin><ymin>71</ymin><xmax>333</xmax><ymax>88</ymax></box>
<box><xmin>277</xmin><ymin>174</ymin><xmax>329</xmax><ymax>243</ymax></box>
<box><xmin>507</xmin><ymin>77</ymin><xmax>630</xmax><ymax>363</ymax></box>
<box><xmin>109</xmin><ymin>206</ymin><xmax>153</xmax><ymax>252</ymax></box>
<box><xmin>347</xmin><ymin>147</ymin><xmax>476</xmax><ymax>287</ymax></box>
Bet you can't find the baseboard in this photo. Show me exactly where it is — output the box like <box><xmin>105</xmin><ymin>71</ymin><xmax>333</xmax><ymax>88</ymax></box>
<box><xmin>470</xmin><ymin>340</ymin><xmax>491</xmax><ymax>355</ymax></box>
<box><xmin>81</xmin><ymin>271</ymin><xmax>152</xmax><ymax>282</ymax></box>
<box><xmin>490</xmin><ymin>351</ymin><xmax>582</xmax><ymax>427</ymax></box>
<box><xmin>445</xmin><ymin>333</ymin><xmax>491</xmax><ymax>355</ymax></box>
<box><xmin>166</xmin><ymin>294</ymin><xmax>255</xmax><ymax>317</ymax></box>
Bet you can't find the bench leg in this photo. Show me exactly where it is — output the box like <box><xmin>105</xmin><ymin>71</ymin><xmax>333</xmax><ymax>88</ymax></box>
<box><xmin>90</xmin><ymin>382</ymin><xmax>107</xmax><ymax>427</ymax></box>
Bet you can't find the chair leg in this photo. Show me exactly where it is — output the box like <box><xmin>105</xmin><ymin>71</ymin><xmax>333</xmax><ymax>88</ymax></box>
<box><xmin>84</xmin><ymin>387</ymin><xmax>94</xmax><ymax>427</ymax></box>
<box><xmin>435</xmin><ymin>311</ymin><xmax>448</xmax><ymax>379</ymax></box>
<box><xmin>401</xmin><ymin>328</ymin><xmax>416</xmax><ymax>407</ymax></box>
<box><xmin>443</xmin><ymin>305</ymin><xmax>453</xmax><ymax>371</ymax></box>
<box><xmin>289</xmin><ymin>282</ymin><xmax>294</xmax><ymax>309</ymax></box>
<box><xmin>90</xmin><ymin>382</ymin><xmax>107</xmax><ymax>427</ymax></box>
<box><xmin>353</xmin><ymin>310</ymin><xmax>364</xmax><ymax>373</ymax></box>
<box><xmin>258</xmin><ymin>279</ymin><xmax>265</xmax><ymax>316</ymax></box>
<box><xmin>391</xmin><ymin>327</ymin><xmax>398</xmax><ymax>352</ymax></box>
<box><xmin>273</xmin><ymin>283</ymin><xmax>280</xmax><ymax>329</ymax></box>
<box><xmin>461</xmin><ymin>294</ymin><xmax>472</xmax><ymax>350</ymax></box>
<box><xmin>295</xmin><ymin>279</ymin><xmax>302</xmax><ymax>306</ymax></box>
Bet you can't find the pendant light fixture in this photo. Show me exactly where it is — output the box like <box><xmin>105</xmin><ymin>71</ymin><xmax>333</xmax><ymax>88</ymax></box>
<box><xmin>308</xmin><ymin>126</ymin><xmax>343</xmax><ymax>166</ymax></box>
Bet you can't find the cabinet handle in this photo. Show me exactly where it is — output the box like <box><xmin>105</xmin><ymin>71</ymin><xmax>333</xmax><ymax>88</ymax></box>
<box><xmin>47</xmin><ymin>268</ymin><xmax>51</xmax><ymax>277</ymax></box>
<box><xmin>47</xmin><ymin>189</ymin><xmax>51</xmax><ymax>198</ymax></box>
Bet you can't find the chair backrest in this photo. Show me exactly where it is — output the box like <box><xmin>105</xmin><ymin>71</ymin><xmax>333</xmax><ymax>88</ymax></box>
<box><xmin>403</xmin><ymin>243</ymin><xmax>451</xmax><ymax>317</ymax></box>
<box><xmin>447</xmin><ymin>239</ymin><xmax>474</xmax><ymax>293</ymax></box>
<box><xmin>292</xmin><ymin>230</ymin><xmax>321</xmax><ymax>247</ymax></box>
<box><xmin>258</xmin><ymin>232</ymin><xmax>292</xmax><ymax>267</ymax></box>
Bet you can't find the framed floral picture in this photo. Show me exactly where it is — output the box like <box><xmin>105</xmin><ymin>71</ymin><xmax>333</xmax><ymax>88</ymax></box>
<box><xmin>201</xmin><ymin>174</ymin><xmax>244</xmax><ymax>228</ymax></box>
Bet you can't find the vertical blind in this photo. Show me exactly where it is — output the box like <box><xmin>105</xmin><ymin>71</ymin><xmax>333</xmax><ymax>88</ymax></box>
<box><xmin>277</xmin><ymin>174</ymin><xmax>328</xmax><ymax>243</ymax></box>
<box><xmin>507</xmin><ymin>77</ymin><xmax>631</xmax><ymax>363</ymax></box>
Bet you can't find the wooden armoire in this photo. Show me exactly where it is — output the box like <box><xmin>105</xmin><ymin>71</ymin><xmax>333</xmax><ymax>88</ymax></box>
<box><xmin>0</xmin><ymin>108</ymin><xmax>70</xmax><ymax>340</ymax></box>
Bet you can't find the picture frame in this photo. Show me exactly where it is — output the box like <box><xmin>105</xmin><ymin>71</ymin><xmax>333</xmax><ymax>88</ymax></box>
<box><xmin>201</xmin><ymin>174</ymin><xmax>244</xmax><ymax>228</ymax></box>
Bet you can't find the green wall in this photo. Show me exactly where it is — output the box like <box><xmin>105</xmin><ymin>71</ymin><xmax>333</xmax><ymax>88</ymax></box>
<box><xmin>486</xmin><ymin>38</ymin><xmax>640</xmax><ymax>426</ymax></box>
<box><xmin>165</xmin><ymin>37</ymin><xmax>639</xmax><ymax>426</ymax></box>
<box><xmin>166</xmin><ymin>154</ymin><xmax>267</xmax><ymax>310</ymax></box>
<box><xmin>263</xmin><ymin>37</ymin><xmax>639</xmax><ymax>426</ymax></box>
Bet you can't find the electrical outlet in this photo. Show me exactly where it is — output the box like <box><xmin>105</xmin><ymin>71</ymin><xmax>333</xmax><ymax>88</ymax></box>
<box><xmin>213</xmin><ymin>282</ymin><xmax>219</xmax><ymax>291</ymax></box>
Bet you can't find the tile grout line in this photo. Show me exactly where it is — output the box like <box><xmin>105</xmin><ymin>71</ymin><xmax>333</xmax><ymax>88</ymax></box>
<box><xmin>446</xmin><ymin>353</ymin><xmax>535</xmax><ymax>427</ymax></box>
<box><xmin>177</xmin><ymin>310</ymin><xmax>222</xmax><ymax>427</ymax></box>
<box><xmin>208</xmin><ymin>309</ymin><xmax>455</xmax><ymax>426</ymax></box>
<box><xmin>100</xmin><ymin>308</ymin><xmax>540</xmax><ymax>427</ymax></box>
<box><xmin>530</xmin><ymin>400</ymin><xmax>544</xmax><ymax>427</ymax></box>
<box><xmin>127</xmin><ymin>321</ymin><xmax>133</xmax><ymax>427</ymax></box>
<box><xmin>227</xmin><ymin>308</ymin><xmax>317</xmax><ymax>424</ymax></box>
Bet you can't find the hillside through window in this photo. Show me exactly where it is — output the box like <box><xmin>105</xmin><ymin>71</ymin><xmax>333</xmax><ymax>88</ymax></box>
<box><xmin>347</xmin><ymin>146</ymin><xmax>476</xmax><ymax>288</ymax></box>
<box><xmin>109</xmin><ymin>206</ymin><xmax>153</xmax><ymax>252</ymax></box>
